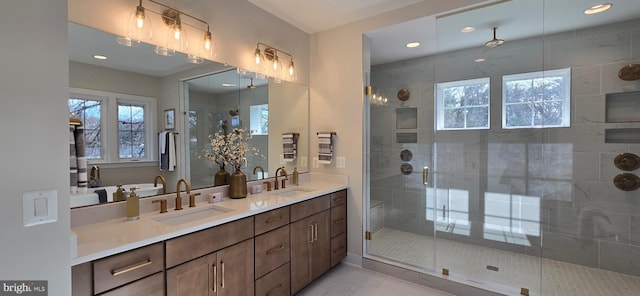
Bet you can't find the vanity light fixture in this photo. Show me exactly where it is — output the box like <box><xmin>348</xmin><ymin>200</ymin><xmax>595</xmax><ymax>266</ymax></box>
<box><xmin>117</xmin><ymin>0</ymin><xmax>215</xmax><ymax>63</ymax></box>
<box><xmin>584</xmin><ymin>3</ymin><xmax>612</xmax><ymax>15</ymax></box>
<box><xmin>406</xmin><ymin>42</ymin><xmax>421</xmax><ymax>48</ymax></box>
<box><xmin>254</xmin><ymin>42</ymin><xmax>296</xmax><ymax>81</ymax></box>
<box><xmin>485</xmin><ymin>27</ymin><xmax>505</xmax><ymax>48</ymax></box>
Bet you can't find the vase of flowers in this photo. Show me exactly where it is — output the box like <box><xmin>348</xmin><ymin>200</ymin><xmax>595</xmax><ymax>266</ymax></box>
<box><xmin>205</xmin><ymin>128</ymin><xmax>259</xmax><ymax>199</ymax></box>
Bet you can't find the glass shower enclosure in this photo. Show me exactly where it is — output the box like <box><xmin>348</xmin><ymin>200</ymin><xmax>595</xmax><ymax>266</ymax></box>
<box><xmin>365</xmin><ymin>1</ymin><xmax>640</xmax><ymax>295</ymax></box>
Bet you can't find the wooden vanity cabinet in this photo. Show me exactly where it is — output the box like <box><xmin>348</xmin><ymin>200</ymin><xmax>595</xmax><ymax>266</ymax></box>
<box><xmin>330</xmin><ymin>190</ymin><xmax>347</xmax><ymax>267</ymax></box>
<box><xmin>290</xmin><ymin>195</ymin><xmax>331</xmax><ymax>294</ymax></box>
<box><xmin>166</xmin><ymin>217</ymin><xmax>255</xmax><ymax>296</ymax></box>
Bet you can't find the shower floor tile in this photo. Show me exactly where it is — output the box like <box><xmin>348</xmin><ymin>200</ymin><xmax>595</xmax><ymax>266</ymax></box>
<box><xmin>369</xmin><ymin>228</ymin><xmax>640</xmax><ymax>296</ymax></box>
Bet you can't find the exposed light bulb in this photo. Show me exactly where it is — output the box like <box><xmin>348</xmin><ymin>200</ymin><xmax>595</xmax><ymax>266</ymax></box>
<box><xmin>204</xmin><ymin>31</ymin><xmax>212</xmax><ymax>50</ymax></box>
<box><xmin>173</xmin><ymin>27</ymin><xmax>181</xmax><ymax>40</ymax></box>
<box><xmin>255</xmin><ymin>48</ymin><xmax>261</xmax><ymax>64</ymax></box>
<box><xmin>273</xmin><ymin>56</ymin><xmax>278</xmax><ymax>70</ymax></box>
<box><xmin>289</xmin><ymin>60</ymin><xmax>295</xmax><ymax>76</ymax></box>
<box><xmin>135</xmin><ymin>6</ymin><xmax>145</xmax><ymax>29</ymax></box>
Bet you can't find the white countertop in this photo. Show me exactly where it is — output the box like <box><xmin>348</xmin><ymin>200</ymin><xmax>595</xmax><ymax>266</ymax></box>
<box><xmin>71</xmin><ymin>177</ymin><xmax>347</xmax><ymax>266</ymax></box>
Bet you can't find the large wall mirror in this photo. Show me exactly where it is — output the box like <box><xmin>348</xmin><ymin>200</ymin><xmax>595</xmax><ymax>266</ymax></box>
<box><xmin>69</xmin><ymin>22</ymin><xmax>309</xmax><ymax>208</ymax></box>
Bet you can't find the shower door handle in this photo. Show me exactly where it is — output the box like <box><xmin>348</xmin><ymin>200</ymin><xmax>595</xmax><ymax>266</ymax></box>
<box><xmin>422</xmin><ymin>167</ymin><xmax>429</xmax><ymax>185</ymax></box>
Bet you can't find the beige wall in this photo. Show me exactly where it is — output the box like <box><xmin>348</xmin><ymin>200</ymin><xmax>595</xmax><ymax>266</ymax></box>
<box><xmin>308</xmin><ymin>0</ymin><xmax>488</xmax><ymax>258</ymax></box>
<box><xmin>0</xmin><ymin>0</ymin><xmax>71</xmax><ymax>294</ymax></box>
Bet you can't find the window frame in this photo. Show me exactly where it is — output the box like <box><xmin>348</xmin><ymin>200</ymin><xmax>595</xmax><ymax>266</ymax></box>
<box><xmin>70</xmin><ymin>88</ymin><xmax>157</xmax><ymax>165</ymax></box>
<box><xmin>436</xmin><ymin>77</ymin><xmax>491</xmax><ymax>131</ymax></box>
<box><xmin>501</xmin><ymin>68</ymin><xmax>571</xmax><ymax>129</ymax></box>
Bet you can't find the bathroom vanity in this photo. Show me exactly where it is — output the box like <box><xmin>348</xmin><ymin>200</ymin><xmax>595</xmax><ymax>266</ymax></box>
<box><xmin>71</xmin><ymin>175</ymin><xmax>347</xmax><ymax>295</ymax></box>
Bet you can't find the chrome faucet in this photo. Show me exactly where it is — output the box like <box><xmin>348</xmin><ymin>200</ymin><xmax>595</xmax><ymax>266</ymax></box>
<box><xmin>253</xmin><ymin>165</ymin><xmax>265</xmax><ymax>180</ymax></box>
<box><xmin>274</xmin><ymin>167</ymin><xmax>288</xmax><ymax>190</ymax></box>
<box><xmin>154</xmin><ymin>175</ymin><xmax>167</xmax><ymax>194</ymax></box>
<box><xmin>175</xmin><ymin>178</ymin><xmax>190</xmax><ymax>211</ymax></box>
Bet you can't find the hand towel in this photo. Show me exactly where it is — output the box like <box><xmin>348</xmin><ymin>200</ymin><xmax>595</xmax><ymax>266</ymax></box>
<box><xmin>70</xmin><ymin>124</ymin><xmax>87</xmax><ymax>193</ymax></box>
<box><xmin>159</xmin><ymin>131</ymin><xmax>176</xmax><ymax>171</ymax></box>
<box><xmin>317</xmin><ymin>132</ymin><xmax>334</xmax><ymax>164</ymax></box>
<box><xmin>282</xmin><ymin>132</ymin><xmax>299</xmax><ymax>162</ymax></box>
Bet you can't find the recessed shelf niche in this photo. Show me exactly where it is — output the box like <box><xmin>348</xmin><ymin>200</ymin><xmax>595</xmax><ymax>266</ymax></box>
<box><xmin>605</xmin><ymin>91</ymin><xmax>640</xmax><ymax>123</ymax></box>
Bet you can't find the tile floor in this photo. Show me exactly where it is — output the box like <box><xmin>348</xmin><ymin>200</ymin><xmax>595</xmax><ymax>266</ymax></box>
<box><xmin>369</xmin><ymin>228</ymin><xmax>640</xmax><ymax>296</ymax></box>
<box><xmin>297</xmin><ymin>263</ymin><xmax>453</xmax><ymax>296</ymax></box>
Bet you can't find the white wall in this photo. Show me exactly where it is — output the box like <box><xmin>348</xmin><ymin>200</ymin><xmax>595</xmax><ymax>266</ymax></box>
<box><xmin>0</xmin><ymin>0</ymin><xmax>71</xmax><ymax>294</ymax></box>
<box><xmin>308</xmin><ymin>0</ymin><xmax>488</xmax><ymax>258</ymax></box>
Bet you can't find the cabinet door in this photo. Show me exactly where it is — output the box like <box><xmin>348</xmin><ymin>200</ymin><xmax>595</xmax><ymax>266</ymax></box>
<box><xmin>309</xmin><ymin>210</ymin><xmax>330</xmax><ymax>281</ymax></box>
<box><xmin>101</xmin><ymin>272</ymin><xmax>164</xmax><ymax>296</ymax></box>
<box><xmin>290</xmin><ymin>216</ymin><xmax>313</xmax><ymax>294</ymax></box>
<box><xmin>217</xmin><ymin>239</ymin><xmax>254</xmax><ymax>296</ymax></box>
<box><xmin>167</xmin><ymin>253</ymin><xmax>217</xmax><ymax>296</ymax></box>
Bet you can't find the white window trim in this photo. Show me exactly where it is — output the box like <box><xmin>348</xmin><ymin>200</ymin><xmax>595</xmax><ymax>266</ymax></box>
<box><xmin>436</xmin><ymin>77</ymin><xmax>491</xmax><ymax>131</ymax></box>
<box><xmin>501</xmin><ymin>68</ymin><xmax>571</xmax><ymax>129</ymax></box>
<box><xmin>70</xmin><ymin>87</ymin><xmax>157</xmax><ymax>164</ymax></box>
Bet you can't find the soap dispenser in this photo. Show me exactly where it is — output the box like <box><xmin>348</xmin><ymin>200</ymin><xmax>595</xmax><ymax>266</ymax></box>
<box><xmin>113</xmin><ymin>184</ymin><xmax>125</xmax><ymax>202</ymax></box>
<box><xmin>292</xmin><ymin>167</ymin><xmax>299</xmax><ymax>186</ymax></box>
<box><xmin>126</xmin><ymin>187</ymin><xmax>140</xmax><ymax>221</ymax></box>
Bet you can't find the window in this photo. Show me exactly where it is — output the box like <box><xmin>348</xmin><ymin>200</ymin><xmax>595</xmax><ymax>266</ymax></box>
<box><xmin>69</xmin><ymin>88</ymin><xmax>156</xmax><ymax>163</ymax></box>
<box><xmin>502</xmin><ymin>68</ymin><xmax>571</xmax><ymax>128</ymax></box>
<box><xmin>249</xmin><ymin>104</ymin><xmax>269</xmax><ymax>135</ymax></box>
<box><xmin>69</xmin><ymin>95</ymin><xmax>104</xmax><ymax>160</ymax></box>
<box><xmin>436</xmin><ymin>77</ymin><xmax>490</xmax><ymax>130</ymax></box>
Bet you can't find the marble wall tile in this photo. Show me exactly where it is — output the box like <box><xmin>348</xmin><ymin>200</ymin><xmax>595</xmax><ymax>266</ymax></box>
<box><xmin>548</xmin><ymin>32</ymin><xmax>631</xmax><ymax>68</ymax></box>
<box><xmin>527</xmin><ymin>143</ymin><xmax>574</xmax><ymax>179</ymax></box>
<box><xmin>574</xmin><ymin>180</ymin><xmax>640</xmax><ymax>214</ymax></box>
<box><xmin>574</xmin><ymin>94</ymin><xmax>606</xmax><ymax>124</ymax></box>
<box><xmin>573</xmin><ymin>151</ymin><xmax>600</xmax><ymax>181</ymax></box>
<box><xmin>633</xmin><ymin>30</ymin><xmax>640</xmax><ymax>60</ymax></box>
<box><xmin>601</xmin><ymin>61</ymin><xmax>640</xmax><ymax>94</ymax></box>
<box><xmin>539</xmin><ymin>232</ymin><xmax>599</xmax><ymax>268</ymax></box>
<box><xmin>631</xmin><ymin>215</ymin><xmax>640</xmax><ymax>246</ymax></box>
<box><xmin>599</xmin><ymin>241</ymin><xmax>640</xmax><ymax>276</ymax></box>
<box><xmin>529</xmin><ymin>179</ymin><xmax>573</xmax><ymax>203</ymax></box>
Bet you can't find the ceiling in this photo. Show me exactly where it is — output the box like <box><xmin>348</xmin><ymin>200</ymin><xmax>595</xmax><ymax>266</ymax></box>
<box><xmin>70</xmin><ymin>0</ymin><xmax>640</xmax><ymax>82</ymax></box>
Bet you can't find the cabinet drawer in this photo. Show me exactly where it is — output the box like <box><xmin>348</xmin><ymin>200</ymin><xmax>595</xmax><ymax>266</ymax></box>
<box><xmin>100</xmin><ymin>272</ymin><xmax>164</xmax><ymax>296</ymax></box>
<box><xmin>290</xmin><ymin>194</ymin><xmax>330</xmax><ymax>222</ymax></box>
<box><xmin>166</xmin><ymin>216</ymin><xmax>254</xmax><ymax>268</ymax></box>
<box><xmin>93</xmin><ymin>242</ymin><xmax>164</xmax><ymax>294</ymax></box>
<box><xmin>255</xmin><ymin>207</ymin><xmax>290</xmax><ymax>236</ymax></box>
<box><xmin>330</xmin><ymin>204</ymin><xmax>346</xmax><ymax>238</ymax></box>
<box><xmin>255</xmin><ymin>262</ymin><xmax>290</xmax><ymax>296</ymax></box>
<box><xmin>330</xmin><ymin>190</ymin><xmax>346</xmax><ymax>207</ymax></box>
<box><xmin>255</xmin><ymin>225</ymin><xmax>290</xmax><ymax>279</ymax></box>
<box><xmin>330</xmin><ymin>232</ymin><xmax>347</xmax><ymax>267</ymax></box>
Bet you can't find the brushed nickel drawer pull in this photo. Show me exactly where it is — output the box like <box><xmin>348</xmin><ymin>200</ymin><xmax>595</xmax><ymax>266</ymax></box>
<box><xmin>333</xmin><ymin>218</ymin><xmax>345</xmax><ymax>224</ymax></box>
<box><xmin>212</xmin><ymin>264</ymin><xmax>217</xmax><ymax>292</ymax></box>
<box><xmin>333</xmin><ymin>197</ymin><xmax>343</xmax><ymax>202</ymax></box>
<box><xmin>266</xmin><ymin>283</ymin><xmax>283</xmax><ymax>296</ymax></box>
<box><xmin>308</xmin><ymin>225</ymin><xmax>314</xmax><ymax>243</ymax></box>
<box><xmin>266</xmin><ymin>244</ymin><xmax>285</xmax><ymax>254</ymax></box>
<box><xmin>333</xmin><ymin>246</ymin><xmax>345</xmax><ymax>253</ymax></box>
<box><xmin>221</xmin><ymin>261</ymin><xmax>225</xmax><ymax>288</ymax></box>
<box><xmin>111</xmin><ymin>259</ymin><xmax>152</xmax><ymax>276</ymax></box>
<box><xmin>313</xmin><ymin>223</ymin><xmax>318</xmax><ymax>241</ymax></box>
<box><xmin>266</xmin><ymin>216</ymin><xmax>283</xmax><ymax>223</ymax></box>
<box><xmin>423</xmin><ymin>167</ymin><xmax>429</xmax><ymax>185</ymax></box>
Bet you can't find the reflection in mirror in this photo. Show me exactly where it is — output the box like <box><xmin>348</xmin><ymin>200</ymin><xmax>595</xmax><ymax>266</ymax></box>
<box><xmin>184</xmin><ymin>71</ymin><xmax>309</xmax><ymax>190</ymax></box>
<box><xmin>69</xmin><ymin>22</ymin><xmax>309</xmax><ymax>208</ymax></box>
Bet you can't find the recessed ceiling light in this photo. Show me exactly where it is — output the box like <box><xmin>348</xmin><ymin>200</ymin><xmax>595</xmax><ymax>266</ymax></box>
<box><xmin>461</xmin><ymin>26</ymin><xmax>475</xmax><ymax>33</ymax></box>
<box><xmin>93</xmin><ymin>55</ymin><xmax>107</xmax><ymax>60</ymax></box>
<box><xmin>584</xmin><ymin>3</ymin><xmax>612</xmax><ymax>14</ymax></box>
<box><xmin>475</xmin><ymin>58</ymin><xmax>486</xmax><ymax>63</ymax></box>
<box><xmin>406</xmin><ymin>42</ymin><xmax>421</xmax><ymax>48</ymax></box>
<box><xmin>221</xmin><ymin>83</ymin><xmax>236</xmax><ymax>87</ymax></box>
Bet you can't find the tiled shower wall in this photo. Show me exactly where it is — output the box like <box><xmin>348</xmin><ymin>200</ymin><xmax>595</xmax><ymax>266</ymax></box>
<box><xmin>370</xmin><ymin>19</ymin><xmax>640</xmax><ymax>276</ymax></box>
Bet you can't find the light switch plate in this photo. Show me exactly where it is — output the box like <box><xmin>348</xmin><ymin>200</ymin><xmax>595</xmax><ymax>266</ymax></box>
<box><xmin>23</xmin><ymin>189</ymin><xmax>57</xmax><ymax>227</ymax></box>
<box><xmin>312</xmin><ymin>157</ymin><xmax>319</xmax><ymax>168</ymax></box>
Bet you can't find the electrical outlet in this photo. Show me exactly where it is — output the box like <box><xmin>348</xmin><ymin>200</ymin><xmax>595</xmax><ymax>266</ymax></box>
<box><xmin>312</xmin><ymin>157</ymin><xmax>319</xmax><ymax>168</ymax></box>
<box><xmin>337</xmin><ymin>157</ymin><xmax>346</xmax><ymax>168</ymax></box>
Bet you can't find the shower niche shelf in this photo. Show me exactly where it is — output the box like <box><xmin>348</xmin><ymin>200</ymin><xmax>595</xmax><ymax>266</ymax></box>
<box><xmin>605</xmin><ymin>91</ymin><xmax>640</xmax><ymax>123</ymax></box>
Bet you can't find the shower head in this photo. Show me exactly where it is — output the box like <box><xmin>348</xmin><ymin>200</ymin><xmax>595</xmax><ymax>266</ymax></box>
<box><xmin>247</xmin><ymin>78</ymin><xmax>256</xmax><ymax>89</ymax></box>
<box><xmin>485</xmin><ymin>27</ymin><xmax>505</xmax><ymax>48</ymax></box>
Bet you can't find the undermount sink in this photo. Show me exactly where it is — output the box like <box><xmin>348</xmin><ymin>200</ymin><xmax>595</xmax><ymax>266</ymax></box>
<box><xmin>152</xmin><ymin>205</ymin><xmax>234</xmax><ymax>226</ymax></box>
<box><xmin>270</xmin><ymin>187</ymin><xmax>315</xmax><ymax>198</ymax></box>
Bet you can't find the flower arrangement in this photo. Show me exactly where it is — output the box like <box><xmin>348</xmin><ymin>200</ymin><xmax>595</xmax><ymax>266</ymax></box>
<box><xmin>204</xmin><ymin>128</ymin><xmax>260</xmax><ymax>171</ymax></box>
